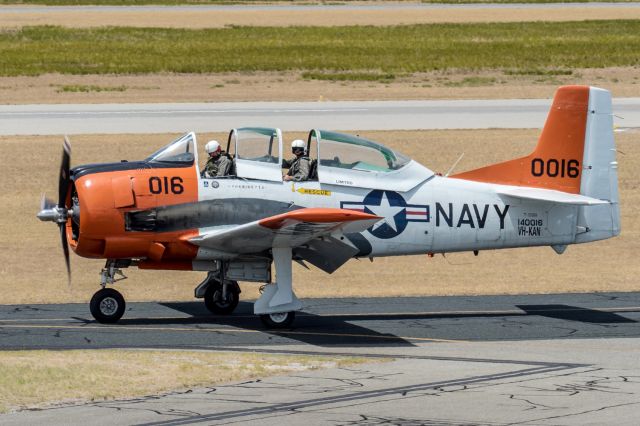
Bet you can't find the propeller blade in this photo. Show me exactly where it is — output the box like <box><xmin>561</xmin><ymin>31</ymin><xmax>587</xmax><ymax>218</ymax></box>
<box><xmin>58</xmin><ymin>136</ymin><xmax>72</xmax><ymax>208</ymax></box>
<box><xmin>40</xmin><ymin>193</ymin><xmax>56</xmax><ymax>211</ymax></box>
<box><xmin>60</xmin><ymin>223</ymin><xmax>71</xmax><ymax>284</ymax></box>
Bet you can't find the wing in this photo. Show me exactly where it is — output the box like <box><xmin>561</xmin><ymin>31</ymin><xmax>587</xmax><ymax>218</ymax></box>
<box><xmin>189</xmin><ymin>208</ymin><xmax>381</xmax><ymax>254</ymax></box>
<box><xmin>496</xmin><ymin>186</ymin><xmax>608</xmax><ymax>205</ymax></box>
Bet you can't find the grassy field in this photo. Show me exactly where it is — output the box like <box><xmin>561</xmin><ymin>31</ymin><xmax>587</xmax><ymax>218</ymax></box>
<box><xmin>1</xmin><ymin>22</ymin><xmax>639</xmax><ymax>77</ymax></box>
<box><xmin>0</xmin><ymin>350</ymin><xmax>368</xmax><ymax>413</ymax></box>
<box><xmin>1</xmin><ymin>129</ymin><xmax>638</xmax><ymax>305</ymax></box>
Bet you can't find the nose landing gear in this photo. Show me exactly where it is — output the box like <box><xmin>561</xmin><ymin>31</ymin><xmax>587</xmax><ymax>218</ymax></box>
<box><xmin>90</xmin><ymin>260</ymin><xmax>129</xmax><ymax>324</ymax></box>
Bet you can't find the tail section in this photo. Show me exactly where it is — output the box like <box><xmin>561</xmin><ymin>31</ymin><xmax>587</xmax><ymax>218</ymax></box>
<box><xmin>451</xmin><ymin>85</ymin><xmax>620</xmax><ymax>242</ymax></box>
<box><xmin>452</xmin><ymin>85</ymin><xmax>589</xmax><ymax>193</ymax></box>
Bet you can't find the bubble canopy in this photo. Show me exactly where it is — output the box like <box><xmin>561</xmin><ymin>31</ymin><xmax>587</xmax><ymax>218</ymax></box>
<box><xmin>310</xmin><ymin>130</ymin><xmax>411</xmax><ymax>173</ymax></box>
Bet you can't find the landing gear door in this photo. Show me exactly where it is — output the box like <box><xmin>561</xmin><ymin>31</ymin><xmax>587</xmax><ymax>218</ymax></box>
<box><xmin>232</xmin><ymin>127</ymin><xmax>283</xmax><ymax>182</ymax></box>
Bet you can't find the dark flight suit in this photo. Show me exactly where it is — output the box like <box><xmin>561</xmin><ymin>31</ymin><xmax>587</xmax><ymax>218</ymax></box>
<box><xmin>202</xmin><ymin>155</ymin><xmax>232</xmax><ymax>178</ymax></box>
<box><xmin>283</xmin><ymin>156</ymin><xmax>311</xmax><ymax>181</ymax></box>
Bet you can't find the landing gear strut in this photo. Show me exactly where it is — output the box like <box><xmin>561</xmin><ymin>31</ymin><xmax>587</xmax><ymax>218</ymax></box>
<box><xmin>254</xmin><ymin>247</ymin><xmax>302</xmax><ymax>329</ymax></box>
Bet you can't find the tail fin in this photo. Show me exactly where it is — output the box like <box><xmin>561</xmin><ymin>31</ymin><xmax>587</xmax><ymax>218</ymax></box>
<box><xmin>451</xmin><ymin>85</ymin><xmax>590</xmax><ymax>193</ymax></box>
<box><xmin>452</xmin><ymin>85</ymin><xmax>620</xmax><ymax>241</ymax></box>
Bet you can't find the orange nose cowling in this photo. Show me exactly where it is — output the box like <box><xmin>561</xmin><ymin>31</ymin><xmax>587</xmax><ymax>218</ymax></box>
<box><xmin>70</xmin><ymin>169</ymin><xmax>199</xmax><ymax>264</ymax></box>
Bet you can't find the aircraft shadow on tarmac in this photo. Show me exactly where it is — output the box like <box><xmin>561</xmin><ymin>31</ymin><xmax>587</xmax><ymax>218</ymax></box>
<box><xmin>516</xmin><ymin>304</ymin><xmax>637</xmax><ymax>324</ymax></box>
<box><xmin>109</xmin><ymin>301</ymin><xmax>638</xmax><ymax>348</ymax></box>
<box><xmin>147</xmin><ymin>302</ymin><xmax>417</xmax><ymax>347</ymax></box>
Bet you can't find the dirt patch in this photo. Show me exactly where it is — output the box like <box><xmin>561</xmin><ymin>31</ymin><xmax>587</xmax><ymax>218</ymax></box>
<box><xmin>1</xmin><ymin>129</ymin><xmax>637</xmax><ymax>305</ymax></box>
<box><xmin>2</xmin><ymin>5</ymin><xmax>640</xmax><ymax>29</ymax></box>
<box><xmin>1</xmin><ymin>68</ymin><xmax>639</xmax><ymax>104</ymax></box>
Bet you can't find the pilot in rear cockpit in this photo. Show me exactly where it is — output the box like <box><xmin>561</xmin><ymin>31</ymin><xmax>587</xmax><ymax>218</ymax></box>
<box><xmin>283</xmin><ymin>139</ymin><xmax>310</xmax><ymax>182</ymax></box>
<box><xmin>201</xmin><ymin>140</ymin><xmax>232</xmax><ymax>178</ymax></box>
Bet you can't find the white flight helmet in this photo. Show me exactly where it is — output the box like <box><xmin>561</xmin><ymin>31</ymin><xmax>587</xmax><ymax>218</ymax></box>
<box><xmin>205</xmin><ymin>140</ymin><xmax>221</xmax><ymax>154</ymax></box>
<box><xmin>291</xmin><ymin>139</ymin><xmax>306</xmax><ymax>152</ymax></box>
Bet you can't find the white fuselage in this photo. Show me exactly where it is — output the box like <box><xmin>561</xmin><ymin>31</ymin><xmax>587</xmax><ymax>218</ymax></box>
<box><xmin>197</xmin><ymin>171</ymin><xmax>577</xmax><ymax>258</ymax></box>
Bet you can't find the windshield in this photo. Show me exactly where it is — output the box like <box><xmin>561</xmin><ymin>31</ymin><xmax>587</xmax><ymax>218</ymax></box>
<box><xmin>317</xmin><ymin>130</ymin><xmax>410</xmax><ymax>172</ymax></box>
<box><xmin>146</xmin><ymin>133</ymin><xmax>195</xmax><ymax>164</ymax></box>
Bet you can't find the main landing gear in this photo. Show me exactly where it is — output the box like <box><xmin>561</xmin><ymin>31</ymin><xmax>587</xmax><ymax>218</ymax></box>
<box><xmin>253</xmin><ymin>247</ymin><xmax>302</xmax><ymax>329</ymax></box>
<box><xmin>195</xmin><ymin>272</ymin><xmax>241</xmax><ymax>315</ymax></box>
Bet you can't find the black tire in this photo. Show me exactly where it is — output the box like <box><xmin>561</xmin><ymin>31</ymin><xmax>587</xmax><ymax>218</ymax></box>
<box><xmin>260</xmin><ymin>311</ymin><xmax>296</xmax><ymax>329</ymax></box>
<box><xmin>204</xmin><ymin>281</ymin><xmax>240</xmax><ymax>315</ymax></box>
<box><xmin>90</xmin><ymin>288</ymin><xmax>125</xmax><ymax>324</ymax></box>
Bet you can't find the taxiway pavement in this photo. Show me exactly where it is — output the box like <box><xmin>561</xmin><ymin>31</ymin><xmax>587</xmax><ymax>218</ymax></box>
<box><xmin>1</xmin><ymin>292</ymin><xmax>639</xmax><ymax>350</ymax></box>
<box><xmin>2</xmin><ymin>98</ymin><xmax>639</xmax><ymax>135</ymax></box>
<box><xmin>2</xmin><ymin>292</ymin><xmax>640</xmax><ymax>424</ymax></box>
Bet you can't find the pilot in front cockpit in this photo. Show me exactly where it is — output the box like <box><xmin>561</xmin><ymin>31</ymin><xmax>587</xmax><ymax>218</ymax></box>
<box><xmin>283</xmin><ymin>139</ymin><xmax>310</xmax><ymax>182</ymax></box>
<box><xmin>201</xmin><ymin>140</ymin><xmax>232</xmax><ymax>178</ymax></box>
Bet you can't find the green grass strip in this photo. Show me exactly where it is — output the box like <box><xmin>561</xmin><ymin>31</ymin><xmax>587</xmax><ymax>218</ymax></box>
<box><xmin>0</xmin><ymin>22</ymin><xmax>639</xmax><ymax>77</ymax></box>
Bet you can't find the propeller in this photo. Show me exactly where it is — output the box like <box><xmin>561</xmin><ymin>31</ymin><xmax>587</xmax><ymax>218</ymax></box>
<box><xmin>59</xmin><ymin>136</ymin><xmax>71</xmax><ymax>211</ymax></box>
<box><xmin>59</xmin><ymin>137</ymin><xmax>72</xmax><ymax>282</ymax></box>
<box><xmin>37</xmin><ymin>137</ymin><xmax>72</xmax><ymax>283</ymax></box>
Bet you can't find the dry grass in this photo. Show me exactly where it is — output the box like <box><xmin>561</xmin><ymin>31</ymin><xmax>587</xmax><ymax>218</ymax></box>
<box><xmin>1</xmin><ymin>67</ymin><xmax>640</xmax><ymax>104</ymax></box>
<box><xmin>1</xmin><ymin>129</ymin><xmax>638</xmax><ymax>305</ymax></box>
<box><xmin>2</xmin><ymin>5</ymin><xmax>640</xmax><ymax>29</ymax></box>
<box><xmin>0</xmin><ymin>349</ymin><xmax>368</xmax><ymax>413</ymax></box>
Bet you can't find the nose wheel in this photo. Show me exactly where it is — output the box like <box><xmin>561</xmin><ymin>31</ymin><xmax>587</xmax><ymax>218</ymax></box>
<box><xmin>90</xmin><ymin>288</ymin><xmax>126</xmax><ymax>324</ymax></box>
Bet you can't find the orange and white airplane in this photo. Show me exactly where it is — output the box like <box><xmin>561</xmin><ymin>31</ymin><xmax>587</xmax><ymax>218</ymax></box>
<box><xmin>38</xmin><ymin>85</ymin><xmax>620</xmax><ymax>328</ymax></box>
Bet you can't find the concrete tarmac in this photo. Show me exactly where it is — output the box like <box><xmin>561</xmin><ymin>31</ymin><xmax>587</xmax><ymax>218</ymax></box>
<box><xmin>2</xmin><ymin>293</ymin><xmax>640</xmax><ymax>424</ymax></box>
<box><xmin>2</xmin><ymin>98</ymin><xmax>639</xmax><ymax>135</ymax></box>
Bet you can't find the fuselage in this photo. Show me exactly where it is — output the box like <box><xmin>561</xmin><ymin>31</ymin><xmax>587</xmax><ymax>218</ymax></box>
<box><xmin>68</xmin><ymin>158</ymin><xmax>579</xmax><ymax>267</ymax></box>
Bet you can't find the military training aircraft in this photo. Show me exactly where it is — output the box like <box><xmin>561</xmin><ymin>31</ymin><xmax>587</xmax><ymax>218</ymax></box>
<box><xmin>37</xmin><ymin>85</ymin><xmax>620</xmax><ymax>328</ymax></box>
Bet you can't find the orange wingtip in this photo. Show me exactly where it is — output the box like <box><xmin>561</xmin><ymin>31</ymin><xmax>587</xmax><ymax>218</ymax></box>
<box><xmin>260</xmin><ymin>208</ymin><xmax>380</xmax><ymax>230</ymax></box>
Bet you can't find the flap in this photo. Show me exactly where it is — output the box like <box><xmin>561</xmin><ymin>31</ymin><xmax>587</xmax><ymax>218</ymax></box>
<box><xmin>496</xmin><ymin>185</ymin><xmax>608</xmax><ymax>205</ymax></box>
<box><xmin>189</xmin><ymin>208</ymin><xmax>380</xmax><ymax>254</ymax></box>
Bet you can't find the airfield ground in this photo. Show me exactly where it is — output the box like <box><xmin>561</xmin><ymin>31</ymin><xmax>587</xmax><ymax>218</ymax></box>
<box><xmin>1</xmin><ymin>3</ymin><xmax>639</xmax><ymax>418</ymax></box>
<box><xmin>1</xmin><ymin>6</ymin><xmax>639</xmax><ymax>103</ymax></box>
<box><xmin>1</xmin><ymin>129</ymin><xmax>637</xmax><ymax>305</ymax></box>
<box><xmin>2</xmin><ymin>67</ymin><xmax>640</xmax><ymax>104</ymax></box>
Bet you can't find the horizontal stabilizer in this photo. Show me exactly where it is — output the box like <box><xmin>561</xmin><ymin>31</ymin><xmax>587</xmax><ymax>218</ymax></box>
<box><xmin>496</xmin><ymin>186</ymin><xmax>607</xmax><ymax>205</ymax></box>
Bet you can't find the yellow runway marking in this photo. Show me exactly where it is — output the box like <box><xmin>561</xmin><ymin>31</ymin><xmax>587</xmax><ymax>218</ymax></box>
<box><xmin>0</xmin><ymin>324</ymin><xmax>467</xmax><ymax>344</ymax></box>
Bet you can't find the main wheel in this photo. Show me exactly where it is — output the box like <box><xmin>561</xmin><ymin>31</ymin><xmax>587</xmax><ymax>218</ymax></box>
<box><xmin>260</xmin><ymin>311</ymin><xmax>296</xmax><ymax>329</ymax></box>
<box><xmin>90</xmin><ymin>288</ymin><xmax>126</xmax><ymax>324</ymax></box>
<box><xmin>204</xmin><ymin>281</ymin><xmax>239</xmax><ymax>315</ymax></box>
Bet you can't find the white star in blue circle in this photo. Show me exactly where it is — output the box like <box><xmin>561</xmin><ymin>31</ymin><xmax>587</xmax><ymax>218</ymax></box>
<box><xmin>340</xmin><ymin>190</ymin><xmax>430</xmax><ymax>239</ymax></box>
